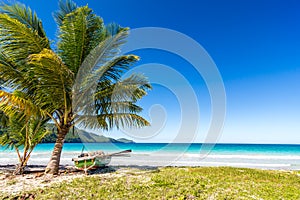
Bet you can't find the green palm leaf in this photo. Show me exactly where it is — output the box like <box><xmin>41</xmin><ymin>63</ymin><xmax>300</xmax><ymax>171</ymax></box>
<box><xmin>0</xmin><ymin>52</ymin><xmax>24</xmax><ymax>88</ymax></box>
<box><xmin>53</xmin><ymin>0</ymin><xmax>77</xmax><ymax>26</ymax></box>
<box><xmin>57</xmin><ymin>6</ymin><xmax>107</xmax><ymax>74</ymax></box>
<box><xmin>73</xmin><ymin>55</ymin><xmax>140</xmax><ymax>110</ymax></box>
<box><xmin>75</xmin><ymin>73</ymin><xmax>151</xmax><ymax>130</ymax></box>
<box><xmin>26</xmin><ymin>49</ymin><xmax>74</xmax><ymax>115</ymax></box>
<box><xmin>0</xmin><ymin>90</ymin><xmax>48</xmax><ymax>119</ymax></box>
<box><xmin>0</xmin><ymin>13</ymin><xmax>49</xmax><ymax>62</ymax></box>
<box><xmin>0</xmin><ymin>3</ymin><xmax>49</xmax><ymax>39</ymax></box>
<box><xmin>0</xmin><ymin>110</ymin><xmax>8</xmax><ymax>129</ymax></box>
<box><xmin>75</xmin><ymin>113</ymin><xmax>149</xmax><ymax>131</ymax></box>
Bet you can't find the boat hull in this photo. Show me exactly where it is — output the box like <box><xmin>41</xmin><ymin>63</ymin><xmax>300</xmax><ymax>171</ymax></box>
<box><xmin>74</xmin><ymin>156</ymin><xmax>111</xmax><ymax>171</ymax></box>
<box><xmin>72</xmin><ymin>149</ymin><xmax>131</xmax><ymax>173</ymax></box>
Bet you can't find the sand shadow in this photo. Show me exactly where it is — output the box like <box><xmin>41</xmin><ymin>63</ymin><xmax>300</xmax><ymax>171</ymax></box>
<box><xmin>0</xmin><ymin>164</ymin><xmax>160</xmax><ymax>176</ymax></box>
<box><xmin>82</xmin><ymin>165</ymin><xmax>159</xmax><ymax>175</ymax></box>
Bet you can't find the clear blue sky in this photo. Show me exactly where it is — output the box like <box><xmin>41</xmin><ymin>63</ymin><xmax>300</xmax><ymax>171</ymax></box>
<box><xmin>11</xmin><ymin>0</ymin><xmax>300</xmax><ymax>144</ymax></box>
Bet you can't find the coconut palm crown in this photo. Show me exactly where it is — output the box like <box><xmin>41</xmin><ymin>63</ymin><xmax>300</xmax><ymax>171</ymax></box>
<box><xmin>0</xmin><ymin>0</ymin><xmax>151</xmax><ymax>174</ymax></box>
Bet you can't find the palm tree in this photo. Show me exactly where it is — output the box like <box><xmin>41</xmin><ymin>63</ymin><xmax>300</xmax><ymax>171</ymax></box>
<box><xmin>0</xmin><ymin>104</ymin><xmax>50</xmax><ymax>175</ymax></box>
<box><xmin>0</xmin><ymin>1</ymin><xmax>151</xmax><ymax>174</ymax></box>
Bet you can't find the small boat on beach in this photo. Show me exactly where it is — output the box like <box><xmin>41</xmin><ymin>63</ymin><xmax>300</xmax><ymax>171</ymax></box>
<box><xmin>72</xmin><ymin>149</ymin><xmax>131</xmax><ymax>174</ymax></box>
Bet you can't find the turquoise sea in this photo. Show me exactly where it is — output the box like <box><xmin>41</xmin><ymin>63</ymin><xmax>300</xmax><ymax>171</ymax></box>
<box><xmin>1</xmin><ymin>143</ymin><xmax>300</xmax><ymax>170</ymax></box>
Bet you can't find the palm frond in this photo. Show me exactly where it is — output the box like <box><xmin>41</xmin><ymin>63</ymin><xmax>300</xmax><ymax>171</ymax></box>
<box><xmin>53</xmin><ymin>0</ymin><xmax>77</xmax><ymax>26</ymax></box>
<box><xmin>0</xmin><ymin>3</ymin><xmax>49</xmax><ymax>41</ymax></box>
<box><xmin>0</xmin><ymin>13</ymin><xmax>49</xmax><ymax>63</ymax></box>
<box><xmin>74</xmin><ymin>26</ymin><xmax>130</xmax><ymax>85</ymax></box>
<box><xmin>74</xmin><ymin>73</ymin><xmax>151</xmax><ymax>131</ymax></box>
<box><xmin>27</xmin><ymin>117</ymin><xmax>50</xmax><ymax>145</ymax></box>
<box><xmin>109</xmin><ymin>73</ymin><xmax>152</xmax><ymax>101</ymax></box>
<box><xmin>97</xmin><ymin>55</ymin><xmax>140</xmax><ymax>83</ymax></box>
<box><xmin>105</xmin><ymin>23</ymin><xmax>128</xmax><ymax>37</ymax></box>
<box><xmin>98</xmin><ymin>113</ymin><xmax>150</xmax><ymax>130</ymax></box>
<box><xmin>0</xmin><ymin>110</ymin><xmax>9</xmax><ymax>128</ymax></box>
<box><xmin>0</xmin><ymin>52</ymin><xmax>24</xmax><ymax>89</ymax></box>
<box><xmin>26</xmin><ymin>49</ymin><xmax>74</xmax><ymax>115</ymax></box>
<box><xmin>75</xmin><ymin>113</ymin><xmax>149</xmax><ymax>131</ymax></box>
<box><xmin>57</xmin><ymin>6</ymin><xmax>105</xmax><ymax>74</ymax></box>
<box><xmin>94</xmin><ymin>74</ymin><xmax>151</xmax><ymax>112</ymax></box>
<box><xmin>95</xmin><ymin>102</ymin><xmax>143</xmax><ymax>114</ymax></box>
<box><xmin>73</xmin><ymin>55</ymin><xmax>140</xmax><ymax>114</ymax></box>
<box><xmin>0</xmin><ymin>90</ymin><xmax>48</xmax><ymax>118</ymax></box>
<box><xmin>0</xmin><ymin>110</ymin><xmax>50</xmax><ymax>150</ymax></box>
<box><xmin>72</xmin><ymin>28</ymin><xmax>137</xmax><ymax>115</ymax></box>
<box><xmin>0</xmin><ymin>130</ymin><xmax>17</xmax><ymax>149</ymax></box>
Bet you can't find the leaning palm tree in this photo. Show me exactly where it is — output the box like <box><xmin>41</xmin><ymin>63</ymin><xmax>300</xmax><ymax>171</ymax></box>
<box><xmin>0</xmin><ymin>0</ymin><xmax>151</xmax><ymax>174</ymax></box>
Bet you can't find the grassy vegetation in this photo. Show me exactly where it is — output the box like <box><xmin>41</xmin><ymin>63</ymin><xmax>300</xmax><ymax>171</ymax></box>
<box><xmin>2</xmin><ymin>167</ymin><xmax>300</xmax><ymax>199</ymax></box>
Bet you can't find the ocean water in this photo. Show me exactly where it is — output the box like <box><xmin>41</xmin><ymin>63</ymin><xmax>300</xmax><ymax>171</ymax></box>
<box><xmin>1</xmin><ymin>143</ymin><xmax>300</xmax><ymax>170</ymax></box>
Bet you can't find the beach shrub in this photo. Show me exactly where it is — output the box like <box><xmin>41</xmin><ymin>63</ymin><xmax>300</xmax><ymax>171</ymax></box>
<box><xmin>0</xmin><ymin>108</ymin><xmax>49</xmax><ymax>175</ymax></box>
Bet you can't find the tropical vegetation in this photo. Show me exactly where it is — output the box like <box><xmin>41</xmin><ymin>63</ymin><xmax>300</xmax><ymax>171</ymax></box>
<box><xmin>0</xmin><ymin>107</ymin><xmax>49</xmax><ymax>174</ymax></box>
<box><xmin>0</xmin><ymin>0</ymin><xmax>151</xmax><ymax>174</ymax></box>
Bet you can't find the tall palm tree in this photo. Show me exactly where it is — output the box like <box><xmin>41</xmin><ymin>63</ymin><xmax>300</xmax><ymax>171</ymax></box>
<box><xmin>0</xmin><ymin>1</ymin><xmax>151</xmax><ymax>174</ymax></box>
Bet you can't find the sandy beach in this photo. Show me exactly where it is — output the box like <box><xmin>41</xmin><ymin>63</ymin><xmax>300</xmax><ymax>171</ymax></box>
<box><xmin>0</xmin><ymin>165</ymin><xmax>83</xmax><ymax>196</ymax></box>
<box><xmin>0</xmin><ymin>164</ymin><xmax>157</xmax><ymax>197</ymax></box>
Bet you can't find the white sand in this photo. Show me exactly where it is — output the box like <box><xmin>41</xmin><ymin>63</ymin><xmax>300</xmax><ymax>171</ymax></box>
<box><xmin>0</xmin><ymin>165</ymin><xmax>157</xmax><ymax>197</ymax></box>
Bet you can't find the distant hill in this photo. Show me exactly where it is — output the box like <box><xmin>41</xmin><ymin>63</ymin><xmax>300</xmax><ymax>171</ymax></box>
<box><xmin>42</xmin><ymin>125</ymin><xmax>134</xmax><ymax>143</ymax></box>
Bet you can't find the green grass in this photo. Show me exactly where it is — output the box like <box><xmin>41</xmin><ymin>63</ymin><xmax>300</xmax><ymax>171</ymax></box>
<box><xmin>2</xmin><ymin>167</ymin><xmax>300</xmax><ymax>199</ymax></box>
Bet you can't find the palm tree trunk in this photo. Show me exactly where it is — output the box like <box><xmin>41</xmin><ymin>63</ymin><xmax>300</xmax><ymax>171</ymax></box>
<box><xmin>14</xmin><ymin>160</ymin><xmax>26</xmax><ymax>175</ymax></box>
<box><xmin>45</xmin><ymin>126</ymin><xmax>69</xmax><ymax>174</ymax></box>
<box><xmin>14</xmin><ymin>147</ymin><xmax>25</xmax><ymax>175</ymax></box>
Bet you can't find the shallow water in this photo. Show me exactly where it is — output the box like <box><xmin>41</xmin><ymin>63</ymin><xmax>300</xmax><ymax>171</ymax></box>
<box><xmin>1</xmin><ymin>143</ymin><xmax>300</xmax><ymax>170</ymax></box>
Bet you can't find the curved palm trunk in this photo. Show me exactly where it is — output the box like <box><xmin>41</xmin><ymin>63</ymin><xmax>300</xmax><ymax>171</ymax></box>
<box><xmin>45</xmin><ymin>126</ymin><xmax>69</xmax><ymax>174</ymax></box>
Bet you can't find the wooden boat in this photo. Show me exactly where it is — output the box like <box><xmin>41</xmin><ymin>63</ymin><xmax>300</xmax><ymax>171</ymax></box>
<box><xmin>72</xmin><ymin>149</ymin><xmax>131</xmax><ymax>174</ymax></box>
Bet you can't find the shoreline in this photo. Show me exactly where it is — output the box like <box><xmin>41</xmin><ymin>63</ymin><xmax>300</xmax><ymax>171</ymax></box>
<box><xmin>2</xmin><ymin>143</ymin><xmax>300</xmax><ymax>172</ymax></box>
<box><xmin>1</xmin><ymin>152</ymin><xmax>300</xmax><ymax>171</ymax></box>
<box><xmin>2</xmin><ymin>143</ymin><xmax>300</xmax><ymax>171</ymax></box>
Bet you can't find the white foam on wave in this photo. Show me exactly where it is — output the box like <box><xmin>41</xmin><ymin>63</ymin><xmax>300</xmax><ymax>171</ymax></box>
<box><xmin>129</xmin><ymin>153</ymin><xmax>300</xmax><ymax>161</ymax></box>
<box><xmin>184</xmin><ymin>153</ymin><xmax>300</xmax><ymax>160</ymax></box>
